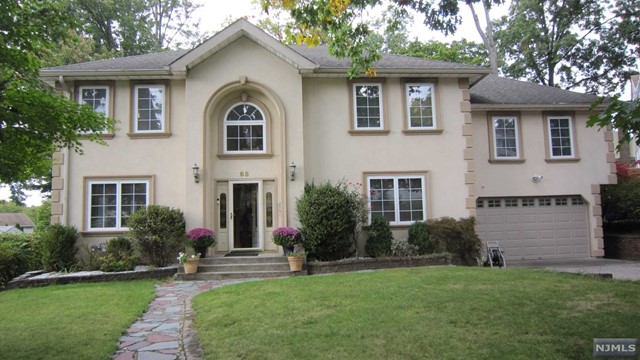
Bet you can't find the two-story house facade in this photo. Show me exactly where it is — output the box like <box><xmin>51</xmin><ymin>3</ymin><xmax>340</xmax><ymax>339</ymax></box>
<box><xmin>40</xmin><ymin>20</ymin><xmax>615</xmax><ymax>260</ymax></box>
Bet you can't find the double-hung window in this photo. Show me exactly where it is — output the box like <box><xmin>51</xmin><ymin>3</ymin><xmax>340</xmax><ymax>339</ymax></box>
<box><xmin>224</xmin><ymin>103</ymin><xmax>266</xmax><ymax>153</ymax></box>
<box><xmin>134</xmin><ymin>85</ymin><xmax>165</xmax><ymax>133</ymax></box>
<box><xmin>353</xmin><ymin>83</ymin><xmax>383</xmax><ymax>130</ymax></box>
<box><xmin>547</xmin><ymin>116</ymin><xmax>575</xmax><ymax>158</ymax></box>
<box><xmin>87</xmin><ymin>180</ymin><xmax>149</xmax><ymax>231</ymax></box>
<box><xmin>491</xmin><ymin>115</ymin><xmax>520</xmax><ymax>159</ymax></box>
<box><xmin>79</xmin><ymin>86</ymin><xmax>109</xmax><ymax>117</ymax></box>
<box><xmin>368</xmin><ymin>175</ymin><xmax>426</xmax><ymax>225</ymax></box>
<box><xmin>406</xmin><ymin>83</ymin><xmax>436</xmax><ymax>129</ymax></box>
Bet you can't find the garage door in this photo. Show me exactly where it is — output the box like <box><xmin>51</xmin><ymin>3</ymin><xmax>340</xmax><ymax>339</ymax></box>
<box><xmin>476</xmin><ymin>196</ymin><xmax>590</xmax><ymax>260</ymax></box>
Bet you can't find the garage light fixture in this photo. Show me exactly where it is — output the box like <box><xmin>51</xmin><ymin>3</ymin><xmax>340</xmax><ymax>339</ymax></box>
<box><xmin>532</xmin><ymin>175</ymin><xmax>543</xmax><ymax>183</ymax></box>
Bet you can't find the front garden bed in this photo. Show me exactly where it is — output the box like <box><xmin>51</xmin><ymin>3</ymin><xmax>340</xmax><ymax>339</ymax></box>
<box><xmin>306</xmin><ymin>253</ymin><xmax>451</xmax><ymax>275</ymax></box>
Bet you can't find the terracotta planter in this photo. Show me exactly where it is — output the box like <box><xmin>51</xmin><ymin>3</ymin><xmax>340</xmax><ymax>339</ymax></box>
<box><xmin>183</xmin><ymin>259</ymin><xmax>199</xmax><ymax>274</ymax></box>
<box><xmin>287</xmin><ymin>256</ymin><xmax>304</xmax><ymax>272</ymax></box>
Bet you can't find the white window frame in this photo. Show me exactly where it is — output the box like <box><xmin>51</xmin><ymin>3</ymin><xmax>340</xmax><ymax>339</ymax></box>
<box><xmin>134</xmin><ymin>84</ymin><xmax>165</xmax><ymax>133</ymax></box>
<box><xmin>353</xmin><ymin>83</ymin><xmax>384</xmax><ymax>130</ymax></box>
<box><xmin>87</xmin><ymin>180</ymin><xmax>149</xmax><ymax>231</ymax></box>
<box><xmin>367</xmin><ymin>175</ymin><xmax>426</xmax><ymax>225</ymax></box>
<box><xmin>406</xmin><ymin>82</ymin><xmax>437</xmax><ymax>129</ymax></box>
<box><xmin>492</xmin><ymin>115</ymin><xmax>521</xmax><ymax>159</ymax></box>
<box><xmin>223</xmin><ymin>102</ymin><xmax>267</xmax><ymax>154</ymax></box>
<box><xmin>78</xmin><ymin>85</ymin><xmax>110</xmax><ymax>117</ymax></box>
<box><xmin>547</xmin><ymin>116</ymin><xmax>575</xmax><ymax>159</ymax></box>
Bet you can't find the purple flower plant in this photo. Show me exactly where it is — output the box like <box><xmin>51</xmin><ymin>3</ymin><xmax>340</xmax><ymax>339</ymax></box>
<box><xmin>187</xmin><ymin>227</ymin><xmax>214</xmax><ymax>240</ymax></box>
<box><xmin>271</xmin><ymin>226</ymin><xmax>302</xmax><ymax>248</ymax></box>
<box><xmin>186</xmin><ymin>228</ymin><xmax>216</xmax><ymax>258</ymax></box>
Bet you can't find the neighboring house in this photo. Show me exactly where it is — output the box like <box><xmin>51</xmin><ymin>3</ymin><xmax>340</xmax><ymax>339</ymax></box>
<box><xmin>0</xmin><ymin>213</ymin><xmax>35</xmax><ymax>233</ymax></box>
<box><xmin>0</xmin><ymin>226</ymin><xmax>23</xmax><ymax>234</ymax></box>
<box><xmin>39</xmin><ymin>20</ymin><xmax>615</xmax><ymax>260</ymax></box>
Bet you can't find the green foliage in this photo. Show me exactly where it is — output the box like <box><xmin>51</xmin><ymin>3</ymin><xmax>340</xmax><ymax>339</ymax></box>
<box><xmin>427</xmin><ymin>217</ymin><xmax>482</xmax><ymax>265</ymax></box>
<box><xmin>407</xmin><ymin>221</ymin><xmax>433</xmax><ymax>255</ymax></box>
<box><xmin>100</xmin><ymin>237</ymin><xmax>139</xmax><ymax>272</ymax></box>
<box><xmin>365</xmin><ymin>216</ymin><xmax>393</xmax><ymax>257</ymax></box>
<box><xmin>588</xmin><ymin>97</ymin><xmax>640</xmax><ymax>149</ymax></box>
<box><xmin>601</xmin><ymin>176</ymin><xmax>640</xmax><ymax>222</ymax></box>
<box><xmin>127</xmin><ymin>205</ymin><xmax>185</xmax><ymax>267</ymax></box>
<box><xmin>0</xmin><ymin>201</ymin><xmax>25</xmax><ymax>213</ymax></box>
<box><xmin>34</xmin><ymin>200</ymin><xmax>52</xmax><ymax>232</ymax></box>
<box><xmin>297</xmin><ymin>181</ymin><xmax>363</xmax><ymax>261</ymax></box>
<box><xmin>390</xmin><ymin>238</ymin><xmax>418</xmax><ymax>257</ymax></box>
<box><xmin>40</xmin><ymin>225</ymin><xmax>79</xmax><ymax>272</ymax></box>
<box><xmin>495</xmin><ymin>0</ymin><xmax>636</xmax><ymax>94</ymax></box>
<box><xmin>261</xmin><ymin>0</ymin><xmax>502</xmax><ymax>77</ymax></box>
<box><xmin>0</xmin><ymin>0</ymin><xmax>116</xmax><ymax>183</ymax></box>
<box><xmin>0</xmin><ymin>233</ymin><xmax>41</xmax><ymax>287</ymax></box>
<box><xmin>393</xmin><ymin>39</ymin><xmax>489</xmax><ymax>67</ymax></box>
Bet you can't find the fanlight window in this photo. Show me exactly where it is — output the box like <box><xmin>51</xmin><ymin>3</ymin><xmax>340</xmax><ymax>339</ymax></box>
<box><xmin>224</xmin><ymin>103</ymin><xmax>266</xmax><ymax>153</ymax></box>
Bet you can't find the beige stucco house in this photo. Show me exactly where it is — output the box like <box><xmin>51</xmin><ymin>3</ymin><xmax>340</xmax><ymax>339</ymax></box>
<box><xmin>40</xmin><ymin>20</ymin><xmax>616</xmax><ymax>260</ymax></box>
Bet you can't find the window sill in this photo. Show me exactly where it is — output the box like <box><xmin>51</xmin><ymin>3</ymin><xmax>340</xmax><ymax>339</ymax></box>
<box><xmin>79</xmin><ymin>133</ymin><xmax>116</xmax><ymax>140</ymax></box>
<box><xmin>127</xmin><ymin>132</ymin><xmax>172</xmax><ymax>139</ymax></box>
<box><xmin>81</xmin><ymin>230</ymin><xmax>127</xmax><ymax>237</ymax></box>
<box><xmin>545</xmin><ymin>158</ymin><xmax>581</xmax><ymax>163</ymax></box>
<box><xmin>488</xmin><ymin>159</ymin><xmax>526</xmax><ymax>164</ymax></box>
<box><xmin>402</xmin><ymin>129</ymin><xmax>443</xmax><ymax>135</ymax></box>
<box><xmin>348</xmin><ymin>130</ymin><xmax>390</xmax><ymax>136</ymax></box>
<box><xmin>217</xmin><ymin>153</ymin><xmax>273</xmax><ymax>160</ymax></box>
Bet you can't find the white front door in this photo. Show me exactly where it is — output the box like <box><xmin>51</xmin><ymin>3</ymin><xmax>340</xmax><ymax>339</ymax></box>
<box><xmin>229</xmin><ymin>180</ymin><xmax>263</xmax><ymax>251</ymax></box>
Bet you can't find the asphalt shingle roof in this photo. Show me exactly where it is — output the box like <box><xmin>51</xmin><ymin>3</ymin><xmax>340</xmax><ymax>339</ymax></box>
<box><xmin>289</xmin><ymin>44</ymin><xmax>485</xmax><ymax>70</ymax></box>
<box><xmin>0</xmin><ymin>213</ymin><xmax>34</xmax><ymax>227</ymax></box>
<box><xmin>470</xmin><ymin>75</ymin><xmax>599</xmax><ymax>105</ymax></box>
<box><xmin>43</xmin><ymin>49</ymin><xmax>190</xmax><ymax>72</ymax></box>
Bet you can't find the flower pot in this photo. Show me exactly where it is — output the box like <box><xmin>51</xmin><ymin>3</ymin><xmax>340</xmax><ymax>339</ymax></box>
<box><xmin>287</xmin><ymin>256</ymin><xmax>304</xmax><ymax>272</ymax></box>
<box><xmin>183</xmin><ymin>259</ymin><xmax>199</xmax><ymax>274</ymax></box>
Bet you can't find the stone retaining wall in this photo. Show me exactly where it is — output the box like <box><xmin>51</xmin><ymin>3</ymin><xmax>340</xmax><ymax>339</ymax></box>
<box><xmin>6</xmin><ymin>267</ymin><xmax>177</xmax><ymax>290</ymax></box>
<box><xmin>604</xmin><ymin>233</ymin><xmax>640</xmax><ymax>260</ymax></box>
<box><xmin>306</xmin><ymin>254</ymin><xmax>451</xmax><ymax>275</ymax></box>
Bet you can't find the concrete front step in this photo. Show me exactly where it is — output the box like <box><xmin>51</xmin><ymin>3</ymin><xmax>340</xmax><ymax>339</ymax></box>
<box><xmin>176</xmin><ymin>270</ymin><xmax>307</xmax><ymax>280</ymax></box>
<box><xmin>174</xmin><ymin>255</ymin><xmax>306</xmax><ymax>280</ymax></box>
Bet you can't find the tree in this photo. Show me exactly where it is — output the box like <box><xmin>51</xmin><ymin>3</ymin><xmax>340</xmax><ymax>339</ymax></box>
<box><xmin>586</xmin><ymin>0</ymin><xmax>639</xmax><ymax>144</ymax></box>
<box><xmin>260</xmin><ymin>0</ymin><xmax>504</xmax><ymax>77</ymax></box>
<box><xmin>495</xmin><ymin>0</ymin><xmax>636</xmax><ymax>95</ymax></box>
<box><xmin>394</xmin><ymin>39</ymin><xmax>489</xmax><ymax>67</ymax></box>
<box><xmin>0</xmin><ymin>0</ymin><xmax>115</xmax><ymax>184</ymax></box>
<box><xmin>72</xmin><ymin>0</ymin><xmax>206</xmax><ymax>56</ymax></box>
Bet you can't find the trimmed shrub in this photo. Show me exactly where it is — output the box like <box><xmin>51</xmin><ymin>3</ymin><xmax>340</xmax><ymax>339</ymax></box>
<box><xmin>100</xmin><ymin>237</ymin><xmax>139</xmax><ymax>272</ymax></box>
<box><xmin>297</xmin><ymin>181</ymin><xmax>362</xmax><ymax>261</ymax></box>
<box><xmin>40</xmin><ymin>224</ymin><xmax>79</xmax><ymax>272</ymax></box>
<box><xmin>427</xmin><ymin>217</ymin><xmax>482</xmax><ymax>265</ymax></box>
<box><xmin>0</xmin><ymin>242</ymin><xmax>23</xmax><ymax>287</ymax></box>
<box><xmin>391</xmin><ymin>238</ymin><xmax>418</xmax><ymax>257</ymax></box>
<box><xmin>407</xmin><ymin>221</ymin><xmax>434</xmax><ymax>255</ymax></box>
<box><xmin>366</xmin><ymin>216</ymin><xmax>393</xmax><ymax>257</ymax></box>
<box><xmin>0</xmin><ymin>233</ymin><xmax>41</xmax><ymax>287</ymax></box>
<box><xmin>127</xmin><ymin>205</ymin><xmax>185</xmax><ymax>267</ymax></box>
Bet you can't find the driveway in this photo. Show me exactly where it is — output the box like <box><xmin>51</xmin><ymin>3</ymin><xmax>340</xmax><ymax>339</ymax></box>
<box><xmin>508</xmin><ymin>258</ymin><xmax>640</xmax><ymax>281</ymax></box>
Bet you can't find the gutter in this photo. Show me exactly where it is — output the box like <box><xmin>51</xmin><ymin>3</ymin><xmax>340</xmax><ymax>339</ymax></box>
<box><xmin>470</xmin><ymin>103</ymin><xmax>606</xmax><ymax>111</ymax></box>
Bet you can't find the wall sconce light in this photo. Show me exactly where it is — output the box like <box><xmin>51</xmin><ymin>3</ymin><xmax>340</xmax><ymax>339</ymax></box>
<box><xmin>289</xmin><ymin>162</ymin><xmax>297</xmax><ymax>181</ymax></box>
<box><xmin>192</xmin><ymin>163</ymin><xmax>200</xmax><ymax>183</ymax></box>
<box><xmin>532</xmin><ymin>175</ymin><xmax>543</xmax><ymax>183</ymax></box>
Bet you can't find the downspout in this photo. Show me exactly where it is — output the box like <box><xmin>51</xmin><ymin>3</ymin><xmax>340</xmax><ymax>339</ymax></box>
<box><xmin>58</xmin><ymin>76</ymin><xmax>71</xmax><ymax>225</ymax></box>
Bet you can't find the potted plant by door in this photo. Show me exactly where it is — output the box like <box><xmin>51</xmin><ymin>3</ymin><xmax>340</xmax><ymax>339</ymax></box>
<box><xmin>186</xmin><ymin>228</ymin><xmax>216</xmax><ymax>258</ymax></box>
<box><xmin>178</xmin><ymin>252</ymin><xmax>201</xmax><ymax>274</ymax></box>
<box><xmin>286</xmin><ymin>249</ymin><xmax>306</xmax><ymax>272</ymax></box>
<box><xmin>271</xmin><ymin>227</ymin><xmax>302</xmax><ymax>255</ymax></box>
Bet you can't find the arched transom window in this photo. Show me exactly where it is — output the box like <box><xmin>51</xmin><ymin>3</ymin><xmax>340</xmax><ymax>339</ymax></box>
<box><xmin>224</xmin><ymin>103</ymin><xmax>266</xmax><ymax>153</ymax></box>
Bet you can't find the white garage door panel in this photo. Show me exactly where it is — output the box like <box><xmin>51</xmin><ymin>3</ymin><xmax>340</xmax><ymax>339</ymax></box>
<box><xmin>476</xmin><ymin>196</ymin><xmax>589</xmax><ymax>260</ymax></box>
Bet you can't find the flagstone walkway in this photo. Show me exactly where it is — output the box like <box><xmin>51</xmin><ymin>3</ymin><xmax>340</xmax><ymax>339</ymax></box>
<box><xmin>112</xmin><ymin>279</ymin><xmax>258</xmax><ymax>360</ymax></box>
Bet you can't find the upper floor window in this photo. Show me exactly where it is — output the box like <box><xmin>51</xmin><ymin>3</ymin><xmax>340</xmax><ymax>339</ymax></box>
<box><xmin>368</xmin><ymin>175</ymin><xmax>426</xmax><ymax>225</ymax></box>
<box><xmin>491</xmin><ymin>115</ymin><xmax>521</xmax><ymax>159</ymax></box>
<box><xmin>224</xmin><ymin>103</ymin><xmax>266</xmax><ymax>153</ymax></box>
<box><xmin>87</xmin><ymin>179</ymin><xmax>149</xmax><ymax>231</ymax></box>
<box><xmin>134</xmin><ymin>85</ymin><xmax>165</xmax><ymax>133</ymax></box>
<box><xmin>353</xmin><ymin>83</ymin><xmax>383</xmax><ymax>130</ymax></box>
<box><xmin>406</xmin><ymin>83</ymin><xmax>436</xmax><ymax>129</ymax></box>
<box><xmin>547</xmin><ymin>116</ymin><xmax>575</xmax><ymax>158</ymax></box>
<box><xmin>79</xmin><ymin>86</ymin><xmax>109</xmax><ymax>117</ymax></box>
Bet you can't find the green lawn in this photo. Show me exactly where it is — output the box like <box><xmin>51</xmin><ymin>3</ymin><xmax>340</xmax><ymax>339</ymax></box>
<box><xmin>0</xmin><ymin>280</ymin><xmax>157</xmax><ymax>360</ymax></box>
<box><xmin>193</xmin><ymin>267</ymin><xmax>640</xmax><ymax>360</ymax></box>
